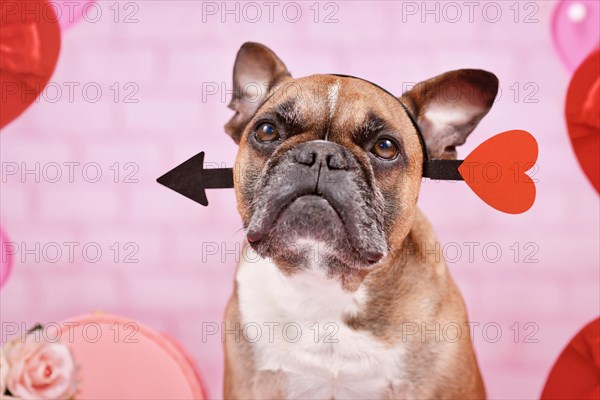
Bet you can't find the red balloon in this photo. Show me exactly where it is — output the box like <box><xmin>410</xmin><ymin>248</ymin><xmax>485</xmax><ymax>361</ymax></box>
<box><xmin>0</xmin><ymin>0</ymin><xmax>61</xmax><ymax>129</ymax></box>
<box><xmin>566</xmin><ymin>49</ymin><xmax>600</xmax><ymax>194</ymax></box>
<box><xmin>541</xmin><ymin>318</ymin><xmax>600</xmax><ymax>399</ymax></box>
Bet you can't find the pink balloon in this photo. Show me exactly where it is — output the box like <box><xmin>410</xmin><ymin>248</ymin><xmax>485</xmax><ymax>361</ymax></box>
<box><xmin>552</xmin><ymin>1</ymin><xmax>600</xmax><ymax>72</ymax></box>
<box><xmin>54</xmin><ymin>0</ymin><xmax>97</xmax><ymax>31</ymax></box>
<box><xmin>0</xmin><ymin>228</ymin><xmax>13</xmax><ymax>287</ymax></box>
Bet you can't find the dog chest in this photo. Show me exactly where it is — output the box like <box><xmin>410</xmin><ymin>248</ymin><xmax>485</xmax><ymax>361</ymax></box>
<box><xmin>235</xmin><ymin>250</ymin><xmax>407</xmax><ymax>399</ymax></box>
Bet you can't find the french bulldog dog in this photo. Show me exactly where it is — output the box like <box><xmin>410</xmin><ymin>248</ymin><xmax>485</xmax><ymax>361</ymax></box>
<box><xmin>223</xmin><ymin>42</ymin><xmax>498</xmax><ymax>399</ymax></box>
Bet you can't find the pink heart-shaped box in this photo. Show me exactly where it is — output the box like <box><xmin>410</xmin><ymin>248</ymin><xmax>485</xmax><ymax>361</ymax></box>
<box><xmin>57</xmin><ymin>313</ymin><xmax>207</xmax><ymax>399</ymax></box>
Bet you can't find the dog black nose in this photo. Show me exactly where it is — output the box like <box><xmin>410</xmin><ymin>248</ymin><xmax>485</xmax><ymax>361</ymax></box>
<box><xmin>295</xmin><ymin>141</ymin><xmax>348</xmax><ymax>170</ymax></box>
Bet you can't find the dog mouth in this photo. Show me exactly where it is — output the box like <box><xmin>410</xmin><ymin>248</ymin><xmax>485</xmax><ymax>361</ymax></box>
<box><xmin>247</xmin><ymin>194</ymin><xmax>338</xmax><ymax>240</ymax></box>
<box><xmin>246</xmin><ymin>191</ymin><xmax>386</xmax><ymax>266</ymax></box>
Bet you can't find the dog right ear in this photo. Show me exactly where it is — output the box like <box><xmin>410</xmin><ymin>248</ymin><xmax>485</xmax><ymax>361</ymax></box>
<box><xmin>224</xmin><ymin>42</ymin><xmax>292</xmax><ymax>144</ymax></box>
<box><xmin>400</xmin><ymin>69</ymin><xmax>499</xmax><ymax>160</ymax></box>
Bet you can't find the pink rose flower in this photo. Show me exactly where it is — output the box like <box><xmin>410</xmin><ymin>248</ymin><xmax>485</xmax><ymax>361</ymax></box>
<box><xmin>1</xmin><ymin>350</ymin><xmax>8</xmax><ymax>396</ymax></box>
<box><xmin>4</xmin><ymin>334</ymin><xmax>77</xmax><ymax>400</ymax></box>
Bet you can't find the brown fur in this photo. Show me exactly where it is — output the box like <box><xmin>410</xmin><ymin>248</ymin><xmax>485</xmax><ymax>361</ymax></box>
<box><xmin>223</xmin><ymin>42</ymin><xmax>496</xmax><ymax>399</ymax></box>
<box><xmin>225</xmin><ymin>210</ymin><xmax>484</xmax><ymax>399</ymax></box>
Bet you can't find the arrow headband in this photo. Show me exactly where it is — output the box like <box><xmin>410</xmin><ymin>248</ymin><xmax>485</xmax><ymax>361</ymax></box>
<box><xmin>158</xmin><ymin>75</ymin><xmax>538</xmax><ymax>214</ymax></box>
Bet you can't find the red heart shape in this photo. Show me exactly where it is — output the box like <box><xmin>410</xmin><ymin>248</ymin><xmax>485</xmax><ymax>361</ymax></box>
<box><xmin>458</xmin><ymin>130</ymin><xmax>538</xmax><ymax>214</ymax></box>
<box><xmin>565</xmin><ymin>48</ymin><xmax>600</xmax><ymax>194</ymax></box>
<box><xmin>0</xmin><ymin>0</ymin><xmax>61</xmax><ymax>129</ymax></box>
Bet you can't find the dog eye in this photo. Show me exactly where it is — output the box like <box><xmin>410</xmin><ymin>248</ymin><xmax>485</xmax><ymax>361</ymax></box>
<box><xmin>371</xmin><ymin>138</ymin><xmax>399</xmax><ymax>160</ymax></box>
<box><xmin>255</xmin><ymin>123</ymin><xmax>280</xmax><ymax>143</ymax></box>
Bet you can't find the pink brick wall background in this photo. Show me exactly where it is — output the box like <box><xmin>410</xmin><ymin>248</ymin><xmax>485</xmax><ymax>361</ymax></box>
<box><xmin>1</xmin><ymin>1</ymin><xmax>599</xmax><ymax>399</ymax></box>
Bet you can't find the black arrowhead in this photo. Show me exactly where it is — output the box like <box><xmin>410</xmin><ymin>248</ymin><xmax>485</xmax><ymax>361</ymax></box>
<box><xmin>156</xmin><ymin>152</ymin><xmax>234</xmax><ymax>206</ymax></box>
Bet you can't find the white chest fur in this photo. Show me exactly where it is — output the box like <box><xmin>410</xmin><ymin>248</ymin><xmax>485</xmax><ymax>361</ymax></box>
<box><xmin>236</xmin><ymin>248</ymin><xmax>406</xmax><ymax>399</ymax></box>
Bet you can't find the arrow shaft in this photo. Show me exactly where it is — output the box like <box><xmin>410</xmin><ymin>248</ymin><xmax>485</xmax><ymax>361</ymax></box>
<box><xmin>203</xmin><ymin>168</ymin><xmax>234</xmax><ymax>189</ymax></box>
<box><xmin>203</xmin><ymin>162</ymin><xmax>463</xmax><ymax>187</ymax></box>
<box><xmin>423</xmin><ymin>160</ymin><xmax>464</xmax><ymax>180</ymax></box>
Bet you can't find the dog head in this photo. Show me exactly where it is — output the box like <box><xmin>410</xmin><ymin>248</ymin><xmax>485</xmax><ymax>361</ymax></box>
<box><xmin>226</xmin><ymin>42</ymin><xmax>498</xmax><ymax>284</ymax></box>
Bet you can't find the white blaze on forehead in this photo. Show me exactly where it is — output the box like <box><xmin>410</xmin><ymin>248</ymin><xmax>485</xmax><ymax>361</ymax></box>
<box><xmin>327</xmin><ymin>81</ymin><xmax>341</xmax><ymax>117</ymax></box>
<box><xmin>324</xmin><ymin>81</ymin><xmax>341</xmax><ymax>140</ymax></box>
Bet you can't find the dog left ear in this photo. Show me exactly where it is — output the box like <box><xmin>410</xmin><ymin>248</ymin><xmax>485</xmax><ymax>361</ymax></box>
<box><xmin>224</xmin><ymin>42</ymin><xmax>292</xmax><ymax>144</ymax></box>
<box><xmin>400</xmin><ymin>69</ymin><xmax>499</xmax><ymax>160</ymax></box>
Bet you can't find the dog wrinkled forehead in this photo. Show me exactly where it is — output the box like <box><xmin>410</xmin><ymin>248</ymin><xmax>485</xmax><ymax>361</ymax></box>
<box><xmin>262</xmin><ymin>76</ymin><xmax>339</xmax><ymax>111</ymax></box>
<box><xmin>251</xmin><ymin>74</ymin><xmax>423</xmax><ymax>151</ymax></box>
